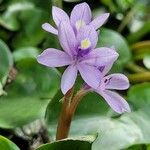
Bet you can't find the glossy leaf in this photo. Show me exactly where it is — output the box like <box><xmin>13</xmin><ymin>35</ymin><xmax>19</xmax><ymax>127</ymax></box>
<box><xmin>0</xmin><ymin>135</ymin><xmax>20</xmax><ymax>150</ymax></box>
<box><xmin>0</xmin><ymin>39</ymin><xmax>13</xmax><ymax>85</ymax></box>
<box><xmin>36</xmin><ymin>139</ymin><xmax>92</xmax><ymax>150</ymax></box>
<box><xmin>0</xmin><ymin>2</ymin><xmax>35</xmax><ymax>31</ymax></box>
<box><xmin>0</xmin><ymin>59</ymin><xmax>60</xmax><ymax>128</ymax></box>
<box><xmin>92</xmin><ymin>111</ymin><xmax>150</xmax><ymax>150</ymax></box>
<box><xmin>92</xmin><ymin>83</ymin><xmax>150</xmax><ymax>150</ymax></box>
<box><xmin>11</xmin><ymin>8</ymin><xmax>48</xmax><ymax>48</ymax></box>
<box><xmin>13</xmin><ymin>47</ymin><xmax>39</xmax><ymax>62</ymax></box>
<box><xmin>128</xmin><ymin>82</ymin><xmax>150</xmax><ymax>109</ymax></box>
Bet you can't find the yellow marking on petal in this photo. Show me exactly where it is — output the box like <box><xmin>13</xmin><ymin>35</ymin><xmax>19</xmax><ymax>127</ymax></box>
<box><xmin>81</xmin><ymin>39</ymin><xmax>91</xmax><ymax>49</ymax></box>
<box><xmin>75</xmin><ymin>20</ymin><xmax>86</xmax><ymax>30</ymax></box>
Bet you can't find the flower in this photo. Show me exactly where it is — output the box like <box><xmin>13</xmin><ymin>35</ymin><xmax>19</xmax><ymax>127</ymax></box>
<box><xmin>42</xmin><ymin>2</ymin><xmax>109</xmax><ymax>35</ymax></box>
<box><xmin>37</xmin><ymin>21</ymin><xmax>118</xmax><ymax>94</ymax></box>
<box><xmin>86</xmin><ymin>64</ymin><xmax>131</xmax><ymax>114</ymax></box>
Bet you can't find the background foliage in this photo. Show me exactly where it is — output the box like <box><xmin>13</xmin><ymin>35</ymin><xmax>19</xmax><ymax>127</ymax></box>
<box><xmin>0</xmin><ymin>0</ymin><xmax>150</xmax><ymax>149</ymax></box>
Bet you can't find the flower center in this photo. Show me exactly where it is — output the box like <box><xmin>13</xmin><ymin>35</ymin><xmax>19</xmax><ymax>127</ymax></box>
<box><xmin>75</xmin><ymin>20</ymin><xmax>86</xmax><ymax>30</ymax></box>
<box><xmin>80</xmin><ymin>39</ymin><xmax>91</xmax><ymax>50</ymax></box>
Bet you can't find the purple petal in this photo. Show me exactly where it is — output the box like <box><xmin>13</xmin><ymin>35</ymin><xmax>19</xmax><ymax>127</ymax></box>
<box><xmin>42</xmin><ymin>23</ymin><xmax>58</xmax><ymax>35</ymax></box>
<box><xmin>103</xmin><ymin>74</ymin><xmax>129</xmax><ymax>90</ymax></box>
<box><xmin>37</xmin><ymin>48</ymin><xmax>72</xmax><ymax>67</ymax></box>
<box><xmin>100</xmin><ymin>62</ymin><xmax>114</xmax><ymax>76</ymax></box>
<box><xmin>70</xmin><ymin>2</ymin><xmax>92</xmax><ymax>31</ymax></box>
<box><xmin>58</xmin><ymin>21</ymin><xmax>77</xmax><ymax>56</ymax></box>
<box><xmin>99</xmin><ymin>46</ymin><xmax>118</xmax><ymax>75</ymax></box>
<box><xmin>77</xmin><ymin>25</ymin><xmax>98</xmax><ymax>50</ymax></box>
<box><xmin>97</xmin><ymin>90</ymin><xmax>131</xmax><ymax>113</ymax></box>
<box><xmin>61</xmin><ymin>65</ymin><xmax>78</xmax><ymax>94</ymax></box>
<box><xmin>52</xmin><ymin>6</ymin><xmax>70</xmax><ymax>27</ymax></box>
<box><xmin>81</xmin><ymin>47</ymin><xmax>119</xmax><ymax>66</ymax></box>
<box><xmin>90</xmin><ymin>13</ymin><xmax>110</xmax><ymax>30</ymax></box>
<box><xmin>78</xmin><ymin>63</ymin><xmax>101</xmax><ymax>89</ymax></box>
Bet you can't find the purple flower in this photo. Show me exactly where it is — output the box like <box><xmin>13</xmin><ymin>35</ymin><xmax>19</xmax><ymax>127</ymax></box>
<box><xmin>87</xmin><ymin>64</ymin><xmax>131</xmax><ymax>114</ymax></box>
<box><xmin>42</xmin><ymin>2</ymin><xmax>109</xmax><ymax>35</ymax></box>
<box><xmin>37</xmin><ymin>21</ymin><xmax>118</xmax><ymax>94</ymax></box>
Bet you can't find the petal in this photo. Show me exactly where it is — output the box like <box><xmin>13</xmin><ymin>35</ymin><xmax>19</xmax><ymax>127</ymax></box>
<box><xmin>37</xmin><ymin>48</ymin><xmax>72</xmax><ymax>67</ymax></box>
<box><xmin>104</xmin><ymin>74</ymin><xmax>129</xmax><ymax>90</ymax></box>
<box><xmin>61</xmin><ymin>65</ymin><xmax>78</xmax><ymax>94</ymax></box>
<box><xmin>81</xmin><ymin>47</ymin><xmax>119</xmax><ymax>67</ymax></box>
<box><xmin>78</xmin><ymin>63</ymin><xmax>101</xmax><ymax>89</ymax></box>
<box><xmin>97</xmin><ymin>90</ymin><xmax>131</xmax><ymax>113</ymax></box>
<box><xmin>58</xmin><ymin>21</ymin><xmax>77</xmax><ymax>56</ymax></box>
<box><xmin>77</xmin><ymin>25</ymin><xmax>98</xmax><ymax>49</ymax></box>
<box><xmin>52</xmin><ymin>6</ymin><xmax>70</xmax><ymax>27</ymax></box>
<box><xmin>90</xmin><ymin>13</ymin><xmax>110</xmax><ymax>30</ymax></box>
<box><xmin>100</xmin><ymin>46</ymin><xmax>118</xmax><ymax>75</ymax></box>
<box><xmin>70</xmin><ymin>2</ymin><xmax>92</xmax><ymax>30</ymax></box>
<box><xmin>42</xmin><ymin>23</ymin><xmax>58</xmax><ymax>35</ymax></box>
<box><xmin>99</xmin><ymin>62</ymin><xmax>114</xmax><ymax>76</ymax></box>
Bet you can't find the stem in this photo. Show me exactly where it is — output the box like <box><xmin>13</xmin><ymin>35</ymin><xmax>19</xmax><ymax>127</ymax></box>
<box><xmin>56</xmin><ymin>88</ymin><xmax>74</xmax><ymax>140</ymax></box>
<box><xmin>131</xmin><ymin>40</ymin><xmax>150</xmax><ymax>51</ymax></box>
<box><xmin>127</xmin><ymin>72</ymin><xmax>150</xmax><ymax>83</ymax></box>
<box><xmin>56</xmin><ymin>88</ymin><xmax>87</xmax><ymax>140</ymax></box>
<box><xmin>117</xmin><ymin>8</ymin><xmax>135</xmax><ymax>33</ymax></box>
<box><xmin>125</xmin><ymin>62</ymin><xmax>147</xmax><ymax>73</ymax></box>
<box><xmin>69</xmin><ymin>89</ymin><xmax>87</xmax><ymax>115</ymax></box>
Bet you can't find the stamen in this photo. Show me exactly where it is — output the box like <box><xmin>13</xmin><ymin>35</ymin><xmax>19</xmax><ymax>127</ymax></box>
<box><xmin>81</xmin><ymin>39</ymin><xmax>91</xmax><ymax>49</ymax></box>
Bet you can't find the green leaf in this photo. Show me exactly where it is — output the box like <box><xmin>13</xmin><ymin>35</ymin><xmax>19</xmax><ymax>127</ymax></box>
<box><xmin>11</xmin><ymin>7</ymin><xmax>48</xmax><ymax>48</ymax></box>
<box><xmin>0</xmin><ymin>95</ymin><xmax>49</xmax><ymax>128</ymax></box>
<box><xmin>0</xmin><ymin>39</ymin><xmax>13</xmax><ymax>85</ymax></box>
<box><xmin>0</xmin><ymin>2</ymin><xmax>35</xmax><ymax>31</ymax></box>
<box><xmin>126</xmin><ymin>144</ymin><xmax>150</xmax><ymax>150</ymax></box>
<box><xmin>0</xmin><ymin>135</ymin><xmax>20</xmax><ymax>150</ymax></box>
<box><xmin>97</xmin><ymin>28</ymin><xmax>131</xmax><ymax>72</ymax></box>
<box><xmin>92</xmin><ymin>110</ymin><xmax>150</xmax><ymax>150</ymax></box>
<box><xmin>36</xmin><ymin>139</ymin><xmax>92</xmax><ymax>150</ymax></box>
<box><xmin>13</xmin><ymin>47</ymin><xmax>39</xmax><ymax>62</ymax></box>
<box><xmin>128</xmin><ymin>83</ymin><xmax>150</xmax><ymax>110</ymax></box>
<box><xmin>92</xmin><ymin>83</ymin><xmax>150</xmax><ymax>150</ymax></box>
<box><xmin>92</xmin><ymin>117</ymin><xmax>140</xmax><ymax>150</ymax></box>
<box><xmin>0</xmin><ymin>59</ymin><xmax>60</xmax><ymax>128</ymax></box>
